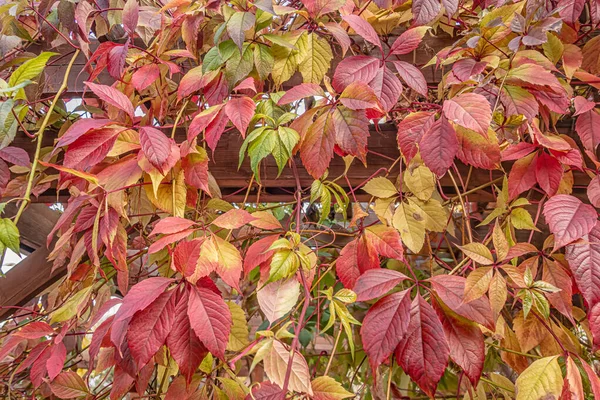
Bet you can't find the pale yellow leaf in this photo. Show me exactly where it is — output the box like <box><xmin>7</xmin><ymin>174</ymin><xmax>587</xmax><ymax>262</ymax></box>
<box><xmin>515</xmin><ymin>356</ymin><xmax>563</xmax><ymax>400</ymax></box>
<box><xmin>459</xmin><ymin>242</ymin><xmax>494</xmax><ymax>265</ymax></box>
<box><xmin>362</xmin><ymin>176</ymin><xmax>398</xmax><ymax>198</ymax></box>
<box><xmin>408</xmin><ymin>197</ymin><xmax>448</xmax><ymax>232</ymax></box>
<box><xmin>257</xmin><ymin>278</ymin><xmax>300</xmax><ymax>322</ymax></box>
<box><xmin>464</xmin><ymin>266</ymin><xmax>493</xmax><ymax>303</ymax></box>
<box><xmin>298</xmin><ymin>33</ymin><xmax>333</xmax><ymax>84</ymax></box>
<box><xmin>311</xmin><ymin>376</ymin><xmax>354</xmax><ymax>400</ymax></box>
<box><xmin>144</xmin><ymin>169</ymin><xmax>186</xmax><ymax>217</ymax></box>
<box><xmin>404</xmin><ymin>164</ymin><xmax>435</xmax><ymax>201</ymax></box>
<box><xmin>264</xmin><ymin>340</ymin><xmax>313</xmax><ymax>395</ymax></box>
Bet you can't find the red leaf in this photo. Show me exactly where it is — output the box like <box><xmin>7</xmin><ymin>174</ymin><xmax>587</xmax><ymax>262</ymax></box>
<box><xmin>580</xmin><ymin>357</ymin><xmax>600</xmax><ymax>396</ymax></box>
<box><xmin>559</xmin><ymin>0</ymin><xmax>585</xmax><ymax>24</ymax></box>
<box><xmin>342</xmin><ymin>15</ymin><xmax>381</xmax><ymax>49</ymax></box>
<box><xmin>205</xmin><ymin>108</ymin><xmax>229</xmax><ymax>151</ymax></box>
<box><xmin>167</xmin><ymin>287</ymin><xmax>208</xmax><ymax>382</ymax></box>
<box><xmin>63</xmin><ymin>127</ymin><xmax>121</xmax><ymax>169</ymax></box>
<box><xmin>508</xmin><ymin>152</ymin><xmax>537</xmax><ymax>199</ymax></box>
<box><xmin>332</xmin><ymin>107</ymin><xmax>370</xmax><ymax>163</ymax></box>
<box><xmin>412</xmin><ymin>0</ymin><xmax>441</xmax><ymax>26</ymax></box>
<box><xmin>442</xmin><ymin>93</ymin><xmax>491</xmax><ymax>136</ymax></box>
<box><xmin>565</xmin><ymin>221</ymin><xmax>600</xmax><ymax>307</ymax></box>
<box><xmin>394</xmin><ymin>294</ymin><xmax>449</xmax><ymax>398</ymax></box>
<box><xmin>332</xmin><ymin>55</ymin><xmax>380</xmax><ymax>93</ymax></box>
<box><xmin>139</xmin><ymin>126</ymin><xmax>173</xmax><ymax>174</ymax></box>
<box><xmin>224</xmin><ymin>96</ymin><xmax>256</xmax><ymax>137</ymax></box>
<box><xmin>396</xmin><ymin>111</ymin><xmax>436</xmax><ymax>163</ymax></box>
<box><xmin>182</xmin><ymin>149</ymin><xmax>210</xmax><ymax>193</ymax></box>
<box><xmin>277</xmin><ymin>83</ymin><xmax>326</xmax><ymax>105</ymax></box>
<box><xmin>46</xmin><ymin>342</ymin><xmax>67</xmax><ymax>381</ymax></box>
<box><xmin>418</xmin><ymin>117</ymin><xmax>458</xmax><ymax>176</ymax></box>
<box><xmin>501</xmin><ymin>141</ymin><xmax>537</xmax><ymax>161</ymax></box>
<box><xmin>300</xmin><ymin>111</ymin><xmax>336</xmax><ymax>179</ymax></box>
<box><xmin>535</xmin><ymin>152</ymin><xmax>563</xmax><ymax>196</ymax></box>
<box><xmin>542</xmin><ymin>259</ymin><xmax>574</xmax><ymax>323</ymax></box>
<box><xmin>84</xmin><ymin>82</ymin><xmax>135</xmax><ymax>121</ymax></box>
<box><xmin>177</xmin><ymin>67</ymin><xmax>217</xmax><ymax>100</ymax></box>
<box><xmin>110</xmin><ymin>277</ymin><xmax>174</xmax><ymax>348</ymax></box>
<box><xmin>573</xmin><ymin>96</ymin><xmax>596</xmax><ymax>116</ymax></box>
<box><xmin>243</xmin><ymin>235</ymin><xmax>279</xmax><ymax>277</ymax></box>
<box><xmin>393</xmin><ymin>61</ymin><xmax>428</xmax><ymax>97</ymax></box>
<box><xmin>543</xmin><ymin>194</ymin><xmax>597</xmax><ymax>250</ymax></box>
<box><xmin>389</xmin><ymin>27</ymin><xmax>429</xmax><ymax>55</ymax></box>
<box><xmin>366</xmin><ymin>225</ymin><xmax>405</xmax><ymax>261</ymax></box>
<box><xmin>0</xmin><ymin>147</ymin><xmax>30</xmax><ymax>166</ymax></box>
<box><xmin>150</xmin><ymin>217</ymin><xmax>196</xmax><ymax>236</ymax></box>
<box><xmin>588</xmin><ymin>175</ymin><xmax>600</xmax><ymax>207</ymax></box>
<box><xmin>339</xmin><ymin>81</ymin><xmax>381</xmax><ymax>110</ymax></box>
<box><xmin>576</xmin><ymin>109</ymin><xmax>600</xmax><ymax>152</ymax></box>
<box><xmin>353</xmin><ymin>269</ymin><xmax>409</xmax><ymax>301</ymax></box>
<box><xmin>127</xmin><ymin>289</ymin><xmax>176</xmax><ymax>367</ymax></box>
<box><xmin>429</xmin><ymin>275</ymin><xmax>495</xmax><ymax>330</ymax></box>
<box><xmin>360</xmin><ymin>290</ymin><xmax>412</xmax><ymax>373</ymax></box>
<box><xmin>187</xmin><ymin>285</ymin><xmax>232</xmax><ymax>359</ymax></box>
<box><xmin>131</xmin><ymin>64</ymin><xmax>160</xmax><ymax>91</ymax></box>
<box><xmin>173</xmin><ymin>239</ymin><xmax>203</xmax><ymax>278</ymax></box>
<box><xmin>14</xmin><ymin>321</ymin><xmax>54</xmax><ymax>339</ymax></box>
<box><xmin>107</xmin><ymin>42</ymin><xmax>129</xmax><ymax>80</ymax></box>
<box><xmin>336</xmin><ymin>236</ymin><xmax>378</xmax><ymax>288</ymax></box>
<box><xmin>432</xmin><ymin>298</ymin><xmax>484</xmax><ymax>387</ymax></box>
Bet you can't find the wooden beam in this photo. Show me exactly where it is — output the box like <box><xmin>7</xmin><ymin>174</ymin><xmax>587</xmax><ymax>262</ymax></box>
<box><xmin>0</xmin><ymin>204</ymin><xmax>61</xmax><ymax>320</ymax></box>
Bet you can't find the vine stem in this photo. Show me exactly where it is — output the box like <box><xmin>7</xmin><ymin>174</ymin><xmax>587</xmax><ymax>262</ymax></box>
<box><xmin>13</xmin><ymin>49</ymin><xmax>80</xmax><ymax>226</ymax></box>
<box><xmin>282</xmin><ymin>159</ymin><xmax>312</xmax><ymax>395</ymax></box>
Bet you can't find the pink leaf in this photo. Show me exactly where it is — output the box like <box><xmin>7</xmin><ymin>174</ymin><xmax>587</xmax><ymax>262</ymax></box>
<box><xmin>412</xmin><ymin>0</ymin><xmax>441</xmax><ymax>26</ymax></box>
<box><xmin>361</xmin><ymin>290</ymin><xmax>412</xmax><ymax>373</ymax></box>
<box><xmin>84</xmin><ymin>82</ymin><xmax>135</xmax><ymax>121</ymax></box>
<box><xmin>336</xmin><ymin>236</ymin><xmax>379</xmax><ymax>288</ymax></box>
<box><xmin>332</xmin><ymin>55</ymin><xmax>380</xmax><ymax>93</ymax></box>
<box><xmin>353</xmin><ymin>269</ymin><xmax>409</xmax><ymax>301</ymax></box>
<box><xmin>139</xmin><ymin>126</ymin><xmax>173</xmax><ymax>174</ymax></box>
<box><xmin>122</xmin><ymin>0</ymin><xmax>139</xmax><ymax>35</ymax></box>
<box><xmin>0</xmin><ymin>147</ymin><xmax>30</xmax><ymax>166</ymax></box>
<box><xmin>369</xmin><ymin>67</ymin><xmax>402</xmax><ymax>112</ymax></box>
<box><xmin>508</xmin><ymin>152</ymin><xmax>537</xmax><ymax>199</ymax></box>
<box><xmin>342</xmin><ymin>15</ymin><xmax>381</xmax><ymax>49</ymax></box>
<box><xmin>212</xmin><ymin>209</ymin><xmax>256</xmax><ymax>229</ymax></box>
<box><xmin>150</xmin><ymin>217</ymin><xmax>196</xmax><ymax>236</ymax></box>
<box><xmin>393</xmin><ymin>61</ymin><xmax>428</xmax><ymax>97</ymax></box>
<box><xmin>389</xmin><ymin>27</ymin><xmax>429</xmax><ymax>55</ymax></box>
<box><xmin>442</xmin><ymin>92</ymin><xmax>491</xmax><ymax>136</ymax></box>
<box><xmin>46</xmin><ymin>342</ymin><xmax>67</xmax><ymax>381</ymax></box>
<box><xmin>187</xmin><ymin>285</ymin><xmax>232</xmax><ymax>359</ymax></box>
<box><xmin>396</xmin><ymin>111</ymin><xmax>436</xmax><ymax>163</ymax></box>
<box><xmin>54</xmin><ymin>118</ymin><xmax>112</xmax><ymax>150</ymax></box>
<box><xmin>535</xmin><ymin>152</ymin><xmax>563</xmax><ymax>196</ymax></box>
<box><xmin>544</xmin><ymin>194</ymin><xmax>597</xmax><ymax>250</ymax></box>
<box><xmin>14</xmin><ymin>321</ymin><xmax>54</xmax><ymax>339</ymax></box>
<box><xmin>148</xmin><ymin>229</ymin><xmax>196</xmax><ymax>254</ymax></box>
<box><xmin>278</xmin><ymin>83</ymin><xmax>326</xmax><ymax>105</ymax></box>
<box><xmin>565</xmin><ymin>221</ymin><xmax>600</xmax><ymax>308</ymax></box>
<box><xmin>576</xmin><ymin>109</ymin><xmax>600</xmax><ymax>152</ymax></box>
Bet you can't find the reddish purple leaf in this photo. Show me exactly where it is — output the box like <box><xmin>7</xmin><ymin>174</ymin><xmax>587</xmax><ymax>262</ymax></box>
<box><xmin>277</xmin><ymin>83</ymin><xmax>326</xmax><ymax>105</ymax></box>
<box><xmin>0</xmin><ymin>147</ymin><xmax>30</xmax><ymax>166</ymax></box>
<box><xmin>393</xmin><ymin>61</ymin><xmax>428</xmax><ymax>97</ymax></box>
<box><xmin>419</xmin><ymin>117</ymin><xmax>458</xmax><ymax>176</ymax></box>
<box><xmin>332</xmin><ymin>55</ymin><xmax>380</xmax><ymax>93</ymax></box>
<box><xmin>84</xmin><ymin>82</ymin><xmax>135</xmax><ymax>121</ymax></box>
<box><xmin>389</xmin><ymin>27</ymin><xmax>429</xmax><ymax>55</ymax></box>
<box><xmin>46</xmin><ymin>342</ymin><xmax>67</xmax><ymax>381</ymax></box>
<box><xmin>342</xmin><ymin>15</ymin><xmax>381</xmax><ymax>49</ymax></box>
<box><xmin>442</xmin><ymin>92</ymin><xmax>491</xmax><ymax>136</ymax></box>
<box><xmin>139</xmin><ymin>126</ymin><xmax>173</xmax><ymax>174</ymax></box>
<box><xmin>131</xmin><ymin>64</ymin><xmax>160</xmax><ymax>91</ymax></box>
<box><xmin>396</xmin><ymin>111</ymin><xmax>436</xmax><ymax>163</ymax></box>
<box><xmin>360</xmin><ymin>289</ymin><xmax>412</xmax><ymax>373</ymax></box>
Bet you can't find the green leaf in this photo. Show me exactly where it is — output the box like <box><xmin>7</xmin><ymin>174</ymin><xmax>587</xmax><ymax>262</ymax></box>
<box><xmin>269</xmin><ymin>249</ymin><xmax>299</xmax><ymax>282</ymax></box>
<box><xmin>0</xmin><ymin>99</ymin><xmax>18</xmax><ymax>149</ymax></box>
<box><xmin>8</xmin><ymin>52</ymin><xmax>57</xmax><ymax>97</ymax></box>
<box><xmin>227</xmin><ymin>11</ymin><xmax>256</xmax><ymax>51</ymax></box>
<box><xmin>0</xmin><ymin>218</ymin><xmax>20</xmax><ymax>254</ymax></box>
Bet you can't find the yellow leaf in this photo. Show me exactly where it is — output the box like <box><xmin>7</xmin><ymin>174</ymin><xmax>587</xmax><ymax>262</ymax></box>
<box><xmin>404</xmin><ymin>164</ymin><xmax>435</xmax><ymax>201</ymax></box>
<box><xmin>362</xmin><ymin>176</ymin><xmax>398</xmax><ymax>198</ymax></box>
<box><xmin>515</xmin><ymin>356</ymin><xmax>563</xmax><ymax>400</ymax></box>
<box><xmin>264</xmin><ymin>340</ymin><xmax>313</xmax><ymax>395</ymax></box>
<box><xmin>489</xmin><ymin>271</ymin><xmax>507</xmax><ymax>319</ymax></box>
<box><xmin>144</xmin><ymin>169</ymin><xmax>186</xmax><ymax>217</ymax></box>
<box><xmin>493</xmin><ymin>223</ymin><xmax>509</xmax><ymax>260</ymax></box>
<box><xmin>297</xmin><ymin>33</ymin><xmax>333</xmax><ymax>84</ymax></box>
<box><xmin>464</xmin><ymin>266</ymin><xmax>493</xmax><ymax>302</ymax></box>
<box><xmin>408</xmin><ymin>197</ymin><xmax>448</xmax><ymax>232</ymax></box>
<box><xmin>227</xmin><ymin>302</ymin><xmax>250</xmax><ymax>352</ymax></box>
<box><xmin>271</xmin><ymin>32</ymin><xmax>307</xmax><ymax>86</ymax></box>
<box><xmin>257</xmin><ymin>278</ymin><xmax>300</xmax><ymax>322</ymax></box>
<box><xmin>269</xmin><ymin>249</ymin><xmax>299</xmax><ymax>282</ymax></box>
<box><xmin>510</xmin><ymin>208</ymin><xmax>539</xmax><ymax>231</ymax></box>
<box><xmin>458</xmin><ymin>242</ymin><xmax>494</xmax><ymax>265</ymax></box>
<box><xmin>197</xmin><ymin>235</ymin><xmax>242</xmax><ymax>289</ymax></box>
<box><xmin>311</xmin><ymin>376</ymin><xmax>354</xmax><ymax>399</ymax></box>
<box><xmin>392</xmin><ymin>202</ymin><xmax>425</xmax><ymax>253</ymax></box>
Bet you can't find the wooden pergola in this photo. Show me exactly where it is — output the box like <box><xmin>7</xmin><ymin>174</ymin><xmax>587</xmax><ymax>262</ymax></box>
<box><xmin>0</xmin><ymin>32</ymin><xmax>586</xmax><ymax>319</ymax></box>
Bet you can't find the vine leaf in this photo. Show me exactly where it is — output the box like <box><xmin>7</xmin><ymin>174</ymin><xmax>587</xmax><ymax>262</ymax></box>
<box><xmin>360</xmin><ymin>289</ymin><xmax>412</xmax><ymax>374</ymax></box>
<box><xmin>311</xmin><ymin>376</ymin><xmax>354</xmax><ymax>400</ymax></box>
<box><xmin>442</xmin><ymin>92</ymin><xmax>491</xmax><ymax>136</ymax></box>
<box><xmin>353</xmin><ymin>269</ymin><xmax>409</xmax><ymax>301</ymax></box>
<box><xmin>264</xmin><ymin>340</ymin><xmax>313</xmax><ymax>395</ymax></box>
<box><xmin>543</xmin><ymin>194</ymin><xmax>597</xmax><ymax>250</ymax></box>
<box><xmin>84</xmin><ymin>82</ymin><xmax>135</xmax><ymax>121</ymax></box>
<box><xmin>515</xmin><ymin>356</ymin><xmax>563</xmax><ymax>400</ymax></box>
<box><xmin>187</xmin><ymin>285</ymin><xmax>232</xmax><ymax>359</ymax></box>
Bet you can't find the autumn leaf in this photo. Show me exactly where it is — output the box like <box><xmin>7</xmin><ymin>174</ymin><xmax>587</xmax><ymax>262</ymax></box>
<box><xmin>442</xmin><ymin>93</ymin><xmax>491</xmax><ymax>136</ymax></box>
<box><xmin>515</xmin><ymin>356</ymin><xmax>563</xmax><ymax>400</ymax></box>
<box><xmin>264</xmin><ymin>340</ymin><xmax>313</xmax><ymax>395</ymax></box>
<box><xmin>543</xmin><ymin>194</ymin><xmax>597</xmax><ymax>250</ymax></box>
<box><xmin>257</xmin><ymin>278</ymin><xmax>300</xmax><ymax>322</ymax></box>
<box><xmin>311</xmin><ymin>376</ymin><xmax>353</xmax><ymax>400</ymax></box>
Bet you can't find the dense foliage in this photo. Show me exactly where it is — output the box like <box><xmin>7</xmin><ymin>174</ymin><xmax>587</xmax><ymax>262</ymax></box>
<box><xmin>1</xmin><ymin>0</ymin><xmax>600</xmax><ymax>397</ymax></box>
